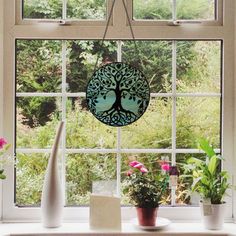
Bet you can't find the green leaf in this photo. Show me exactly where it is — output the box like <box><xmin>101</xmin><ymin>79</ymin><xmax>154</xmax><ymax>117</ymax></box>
<box><xmin>187</xmin><ymin>157</ymin><xmax>203</xmax><ymax>165</ymax></box>
<box><xmin>220</xmin><ymin>171</ymin><xmax>229</xmax><ymax>178</ymax></box>
<box><xmin>198</xmin><ymin>138</ymin><xmax>216</xmax><ymax>158</ymax></box>
<box><xmin>0</xmin><ymin>174</ymin><xmax>6</xmax><ymax>180</ymax></box>
<box><xmin>208</xmin><ymin>155</ymin><xmax>218</xmax><ymax>175</ymax></box>
<box><xmin>191</xmin><ymin>177</ymin><xmax>202</xmax><ymax>190</ymax></box>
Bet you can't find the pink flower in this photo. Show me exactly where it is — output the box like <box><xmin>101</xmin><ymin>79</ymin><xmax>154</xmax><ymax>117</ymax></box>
<box><xmin>129</xmin><ymin>161</ymin><xmax>148</xmax><ymax>173</ymax></box>
<box><xmin>126</xmin><ymin>170</ymin><xmax>133</xmax><ymax>176</ymax></box>
<box><xmin>0</xmin><ymin>138</ymin><xmax>7</xmax><ymax>149</ymax></box>
<box><xmin>161</xmin><ymin>163</ymin><xmax>170</xmax><ymax>172</ymax></box>
<box><xmin>133</xmin><ymin>163</ymin><xmax>143</xmax><ymax>169</ymax></box>
<box><xmin>129</xmin><ymin>161</ymin><xmax>141</xmax><ymax>167</ymax></box>
<box><xmin>129</xmin><ymin>161</ymin><xmax>143</xmax><ymax>170</ymax></box>
<box><xmin>140</xmin><ymin>167</ymin><xmax>148</xmax><ymax>173</ymax></box>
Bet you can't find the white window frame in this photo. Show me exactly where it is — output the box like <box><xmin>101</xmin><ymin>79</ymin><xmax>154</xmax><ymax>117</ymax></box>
<box><xmin>0</xmin><ymin>0</ymin><xmax>4</xmax><ymax>221</ymax></box>
<box><xmin>15</xmin><ymin>0</ymin><xmax>223</xmax><ymax>26</ymax></box>
<box><xmin>1</xmin><ymin>0</ymin><xmax>235</xmax><ymax>222</ymax></box>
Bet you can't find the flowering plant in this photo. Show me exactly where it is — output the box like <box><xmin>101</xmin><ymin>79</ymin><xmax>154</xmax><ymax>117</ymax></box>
<box><xmin>0</xmin><ymin>137</ymin><xmax>10</xmax><ymax>179</ymax></box>
<box><xmin>123</xmin><ymin>160</ymin><xmax>170</xmax><ymax>208</ymax></box>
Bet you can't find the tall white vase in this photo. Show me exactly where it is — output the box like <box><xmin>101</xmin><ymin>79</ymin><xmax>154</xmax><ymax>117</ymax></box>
<box><xmin>41</xmin><ymin>121</ymin><xmax>64</xmax><ymax>228</ymax></box>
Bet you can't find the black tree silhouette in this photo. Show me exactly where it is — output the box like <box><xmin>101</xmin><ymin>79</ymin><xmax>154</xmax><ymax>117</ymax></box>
<box><xmin>86</xmin><ymin>62</ymin><xmax>150</xmax><ymax>127</ymax></box>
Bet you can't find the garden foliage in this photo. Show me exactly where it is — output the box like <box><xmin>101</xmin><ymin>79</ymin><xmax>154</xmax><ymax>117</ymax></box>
<box><xmin>16</xmin><ymin>0</ymin><xmax>220</xmax><ymax>206</ymax></box>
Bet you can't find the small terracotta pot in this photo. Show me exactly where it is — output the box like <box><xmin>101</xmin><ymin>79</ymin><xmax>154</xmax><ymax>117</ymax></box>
<box><xmin>136</xmin><ymin>207</ymin><xmax>158</xmax><ymax>226</ymax></box>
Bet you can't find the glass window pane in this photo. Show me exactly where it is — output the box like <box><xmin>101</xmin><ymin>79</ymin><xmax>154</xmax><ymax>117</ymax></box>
<box><xmin>177</xmin><ymin>0</ymin><xmax>215</xmax><ymax>21</ymax></box>
<box><xmin>23</xmin><ymin>0</ymin><xmax>62</xmax><ymax>19</ymax></box>
<box><xmin>176</xmin><ymin>97</ymin><xmax>221</xmax><ymax>149</ymax></box>
<box><xmin>121</xmin><ymin>98</ymin><xmax>172</xmax><ymax>149</ymax></box>
<box><xmin>133</xmin><ymin>0</ymin><xmax>172</xmax><ymax>20</ymax></box>
<box><xmin>177</xmin><ymin>41</ymin><xmax>221</xmax><ymax>93</ymax></box>
<box><xmin>16</xmin><ymin>97</ymin><xmax>62</xmax><ymax>149</ymax></box>
<box><xmin>176</xmin><ymin>153</ymin><xmax>208</xmax><ymax>206</ymax></box>
<box><xmin>16</xmin><ymin>40</ymin><xmax>62</xmax><ymax>93</ymax></box>
<box><xmin>16</xmin><ymin>153</ymin><xmax>49</xmax><ymax>206</ymax></box>
<box><xmin>121</xmin><ymin>153</ymin><xmax>171</xmax><ymax>205</ymax></box>
<box><xmin>67</xmin><ymin>0</ymin><xmax>106</xmax><ymax>19</ymax></box>
<box><xmin>122</xmin><ymin>41</ymin><xmax>172</xmax><ymax>93</ymax></box>
<box><xmin>66</xmin><ymin>154</ymin><xmax>116</xmax><ymax>206</ymax></box>
<box><xmin>66</xmin><ymin>40</ymin><xmax>117</xmax><ymax>93</ymax></box>
<box><xmin>66</xmin><ymin>97</ymin><xmax>117</xmax><ymax>148</ymax></box>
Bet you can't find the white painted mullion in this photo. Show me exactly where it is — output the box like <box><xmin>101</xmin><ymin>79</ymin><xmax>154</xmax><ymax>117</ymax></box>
<box><xmin>172</xmin><ymin>41</ymin><xmax>177</xmax><ymax>165</ymax></box>
<box><xmin>116</xmin><ymin>40</ymin><xmax>122</xmax><ymax>197</ymax></box>
<box><xmin>62</xmin><ymin>0</ymin><xmax>67</xmax><ymax>20</ymax></box>
<box><xmin>151</xmin><ymin>93</ymin><xmax>221</xmax><ymax>97</ymax></box>
<box><xmin>16</xmin><ymin>92</ymin><xmax>222</xmax><ymax>98</ymax></box>
<box><xmin>16</xmin><ymin>93</ymin><xmax>62</xmax><ymax>97</ymax></box>
<box><xmin>16</xmin><ymin>148</ymin><xmax>117</xmax><ymax>154</ymax></box>
<box><xmin>172</xmin><ymin>0</ymin><xmax>177</xmax><ymax>21</ymax></box>
<box><xmin>171</xmin><ymin>40</ymin><xmax>177</xmax><ymax>206</ymax></box>
<box><xmin>15</xmin><ymin>148</ymin><xmax>221</xmax><ymax>154</ymax></box>
<box><xmin>175</xmin><ymin>93</ymin><xmax>221</xmax><ymax>97</ymax></box>
<box><xmin>117</xmin><ymin>132</ymin><xmax>121</xmax><ymax>197</ymax></box>
<box><xmin>61</xmin><ymin>40</ymin><xmax>67</xmax><ymax>205</ymax></box>
<box><xmin>66</xmin><ymin>93</ymin><xmax>85</xmax><ymax>97</ymax></box>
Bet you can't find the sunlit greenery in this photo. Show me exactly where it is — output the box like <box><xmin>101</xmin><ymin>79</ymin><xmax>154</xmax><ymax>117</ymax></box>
<box><xmin>67</xmin><ymin>0</ymin><xmax>106</xmax><ymax>19</ymax></box>
<box><xmin>23</xmin><ymin>0</ymin><xmax>62</xmax><ymax>19</ymax></box>
<box><xmin>133</xmin><ymin>0</ymin><xmax>215</xmax><ymax>20</ymax></box>
<box><xmin>133</xmin><ymin>0</ymin><xmax>172</xmax><ymax>20</ymax></box>
<box><xmin>16</xmin><ymin>1</ymin><xmax>220</xmax><ymax>206</ymax></box>
<box><xmin>23</xmin><ymin>0</ymin><xmax>106</xmax><ymax>19</ymax></box>
<box><xmin>23</xmin><ymin>0</ymin><xmax>215</xmax><ymax>21</ymax></box>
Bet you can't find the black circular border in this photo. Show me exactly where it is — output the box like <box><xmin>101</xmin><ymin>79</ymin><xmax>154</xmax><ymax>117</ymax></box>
<box><xmin>86</xmin><ymin>62</ymin><xmax>150</xmax><ymax>127</ymax></box>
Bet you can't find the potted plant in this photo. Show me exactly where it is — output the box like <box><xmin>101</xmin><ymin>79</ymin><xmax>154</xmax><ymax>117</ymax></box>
<box><xmin>185</xmin><ymin>138</ymin><xmax>231</xmax><ymax>230</ymax></box>
<box><xmin>123</xmin><ymin>160</ymin><xmax>169</xmax><ymax>226</ymax></box>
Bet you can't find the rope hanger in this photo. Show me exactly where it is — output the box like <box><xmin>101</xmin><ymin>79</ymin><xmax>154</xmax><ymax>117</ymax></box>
<box><xmin>93</xmin><ymin>0</ymin><xmax>141</xmax><ymax>73</ymax></box>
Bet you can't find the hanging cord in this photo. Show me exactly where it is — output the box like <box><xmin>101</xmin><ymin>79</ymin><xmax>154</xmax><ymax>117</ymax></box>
<box><xmin>121</xmin><ymin>0</ymin><xmax>141</xmax><ymax>65</ymax></box>
<box><xmin>93</xmin><ymin>0</ymin><xmax>141</xmax><ymax>73</ymax></box>
<box><xmin>93</xmin><ymin>0</ymin><xmax>116</xmax><ymax>73</ymax></box>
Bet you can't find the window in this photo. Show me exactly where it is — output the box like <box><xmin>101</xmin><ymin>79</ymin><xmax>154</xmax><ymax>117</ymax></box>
<box><xmin>22</xmin><ymin>0</ymin><xmax>107</xmax><ymax>20</ymax></box>
<box><xmin>17</xmin><ymin>0</ymin><xmax>222</xmax><ymax>26</ymax></box>
<box><xmin>21</xmin><ymin>0</ymin><xmax>217</xmax><ymax>21</ymax></box>
<box><xmin>15</xmin><ymin>39</ymin><xmax>221</xmax><ymax>207</ymax></box>
<box><xmin>2</xmin><ymin>0</ymin><xmax>235</xmax><ymax>222</ymax></box>
<box><xmin>133</xmin><ymin>0</ymin><xmax>216</xmax><ymax>21</ymax></box>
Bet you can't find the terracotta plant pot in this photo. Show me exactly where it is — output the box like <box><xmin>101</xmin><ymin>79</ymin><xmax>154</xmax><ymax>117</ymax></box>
<box><xmin>136</xmin><ymin>207</ymin><xmax>158</xmax><ymax>226</ymax></box>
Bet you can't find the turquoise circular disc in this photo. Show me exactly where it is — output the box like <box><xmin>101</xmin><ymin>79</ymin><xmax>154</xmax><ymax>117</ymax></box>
<box><xmin>86</xmin><ymin>62</ymin><xmax>150</xmax><ymax>127</ymax></box>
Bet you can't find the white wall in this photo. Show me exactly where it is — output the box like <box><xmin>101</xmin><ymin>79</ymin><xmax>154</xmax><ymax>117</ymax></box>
<box><xmin>0</xmin><ymin>0</ymin><xmax>3</xmax><ymax>134</ymax></box>
<box><xmin>0</xmin><ymin>0</ymin><xmax>4</xmax><ymax>221</ymax></box>
<box><xmin>233</xmin><ymin>0</ymin><xmax>236</xmax><ymax>222</ymax></box>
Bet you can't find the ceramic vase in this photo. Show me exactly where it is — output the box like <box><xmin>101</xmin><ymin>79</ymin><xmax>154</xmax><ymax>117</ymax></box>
<box><xmin>136</xmin><ymin>207</ymin><xmax>158</xmax><ymax>226</ymax></box>
<box><xmin>41</xmin><ymin>121</ymin><xmax>64</xmax><ymax>228</ymax></box>
<box><xmin>200</xmin><ymin>201</ymin><xmax>226</xmax><ymax>230</ymax></box>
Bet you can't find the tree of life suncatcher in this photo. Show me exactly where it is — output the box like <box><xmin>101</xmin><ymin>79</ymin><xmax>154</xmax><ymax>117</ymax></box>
<box><xmin>86</xmin><ymin>62</ymin><xmax>150</xmax><ymax>127</ymax></box>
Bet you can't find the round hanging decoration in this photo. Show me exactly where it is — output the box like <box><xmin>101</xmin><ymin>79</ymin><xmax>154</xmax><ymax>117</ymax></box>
<box><xmin>86</xmin><ymin>62</ymin><xmax>150</xmax><ymax>127</ymax></box>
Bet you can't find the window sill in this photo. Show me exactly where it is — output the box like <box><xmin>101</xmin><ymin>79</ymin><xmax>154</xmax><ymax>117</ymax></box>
<box><xmin>0</xmin><ymin>222</ymin><xmax>236</xmax><ymax>236</ymax></box>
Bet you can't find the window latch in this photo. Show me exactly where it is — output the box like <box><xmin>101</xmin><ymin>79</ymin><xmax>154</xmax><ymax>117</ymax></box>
<box><xmin>168</xmin><ymin>20</ymin><xmax>181</xmax><ymax>26</ymax></box>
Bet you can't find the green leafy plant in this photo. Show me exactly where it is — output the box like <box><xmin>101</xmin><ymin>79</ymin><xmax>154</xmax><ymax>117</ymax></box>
<box><xmin>123</xmin><ymin>161</ymin><xmax>169</xmax><ymax>208</ymax></box>
<box><xmin>186</xmin><ymin>138</ymin><xmax>230</xmax><ymax>204</ymax></box>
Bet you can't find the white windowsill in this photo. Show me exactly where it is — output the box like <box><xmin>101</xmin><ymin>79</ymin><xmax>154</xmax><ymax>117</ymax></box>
<box><xmin>0</xmin><ymin>222</ymin><xmax>236</xmax><ymax>236</ymax></box>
